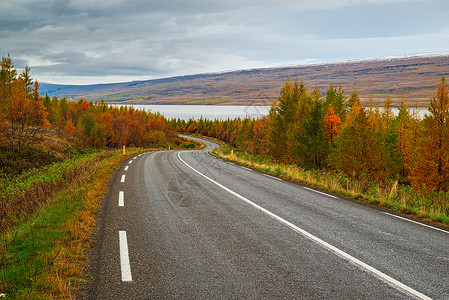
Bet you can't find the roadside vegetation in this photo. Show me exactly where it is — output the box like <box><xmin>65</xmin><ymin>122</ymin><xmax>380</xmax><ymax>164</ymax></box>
<box><xmin>0</xmin><ymin>55</ymin><xmax>201</xmax><ymax>298</ymax></box>
<box><xmin>211</xmin><ymin>145</ymin><xmax>449</xmax><ymax>225</ymax></box>
<box><xmin>177</xmin><ymin>77</ymin><xmax>449</xmax><ymax>226</ymax></box>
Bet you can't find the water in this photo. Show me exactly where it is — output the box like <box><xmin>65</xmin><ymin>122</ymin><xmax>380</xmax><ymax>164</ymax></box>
<box><xmin>123</xmin><ymin>105</ymin><xmax>271</xmax><ymax>120</ymax></box>
<box><xmin>115</xmin><ymin>104</ymin><xmax>428</xmax><ymax>121</ymax></box>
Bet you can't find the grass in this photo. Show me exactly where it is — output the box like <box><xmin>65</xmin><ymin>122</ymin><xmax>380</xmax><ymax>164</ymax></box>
<box><xmin>0</xmin><ymin>150</ymin><xmax>112</xmax><ymax>233</ymax></box>
<box><xmin>0</xmin><ymin>147</ymin><xmax>146</xmax><ymax>299</ymax></box>
<box><xmin>211</xmin><ymin>144</ymin><xmax>449</xmax><ymax>226</ymax></box>
<box><xmin>0</xmin><ymin>146</ymin><xmax>63</xmax><ymax>180</ymax></box>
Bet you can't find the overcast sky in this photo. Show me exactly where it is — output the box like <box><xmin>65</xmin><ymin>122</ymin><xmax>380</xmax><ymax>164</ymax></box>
<box><xmin>1</xmin><ymin>0</ymin><xmax>448</xmax><ymax>84</ymax></box>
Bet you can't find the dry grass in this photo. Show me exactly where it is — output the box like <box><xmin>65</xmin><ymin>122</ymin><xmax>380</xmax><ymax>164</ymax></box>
<box><xmin>212</xmin><ymin>146</ymin><xmax>449</xmax><ymax>226</ymax></box>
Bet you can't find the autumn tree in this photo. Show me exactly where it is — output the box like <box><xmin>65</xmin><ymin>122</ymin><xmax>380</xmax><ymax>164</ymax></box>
<box><xmin>65</xmin><ymin>120</ymin><xmax>75</xmax><ymax>135</ymax></box>
<box><xmin>252</xmin><ymin>117</ymin><xmax>267</xmax><ymax>156</ymax></box>
<box><xmin>97</xmin><ymin>112</ymin><xmax>115</xmax><ymax>146</ymax></box>
<box><xmin>186</xmin><ymin>123</ymin><xmax>197</xmax><ymax>133</ymax></box>
<box><xmin>329</xmin><ymin>101</ymin><xmax>373</xmax><ymax>179</ymax></box>
<box><xmin>5</xmin><ymin>77</ymin><xmax>49</xmax><ymax>151</ymax></box>
<box><xmin>324</xmin><ymin>104</ymin><xmax>341</xmax><ymax>146</ymax></box>
<box><xmin>410</xmin><ymin>77</ymin><xmax>449</xmax><ymax>191</ymax></box>
<box><xmin>396</xmin><ymin>99</ymin><xmax>422</xmax><ymax>182</ymax></box>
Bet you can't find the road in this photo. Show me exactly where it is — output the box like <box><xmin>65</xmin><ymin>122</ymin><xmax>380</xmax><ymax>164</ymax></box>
<box><xmin>85</xmin><ymin>136</ymin><xmax>449</xmax><ymax>299</ymax></box>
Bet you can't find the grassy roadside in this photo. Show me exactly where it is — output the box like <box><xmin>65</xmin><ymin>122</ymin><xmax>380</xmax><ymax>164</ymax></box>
<box><xmin>211</xmin><ymin>143</ymin><xmax>449</xmax><ymax>227</ymax></box>
<box><xmin>0</xmin><ymin>147</ymin><xmax>147</xmax><ymax>299</ymax></box>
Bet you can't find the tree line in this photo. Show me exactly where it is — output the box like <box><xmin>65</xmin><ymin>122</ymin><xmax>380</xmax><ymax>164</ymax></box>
<box><xmin>177</xmin><ymin>77</ymin><xmax>449</xmax><ymax>193</ymax></box>
<box><xmin>3</xmin><ymin>53</ymin><xmax>448</xmax><ymax>192</ymax></box>
<box><xmin>0</xmin><ymin>55</ymin><xmax>178</xmax><ymax>152</ymax></box>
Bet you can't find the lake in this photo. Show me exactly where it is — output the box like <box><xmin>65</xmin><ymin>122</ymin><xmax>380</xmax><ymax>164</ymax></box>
<box><xmin>123</xmin><ymin>105</ymin><xmax>271</xmax><ymax>120</ymax></box>
<box><xmin>115</xmin><ymin>104</ymin><xmax>429</xmax><ymax>120</ymax></box>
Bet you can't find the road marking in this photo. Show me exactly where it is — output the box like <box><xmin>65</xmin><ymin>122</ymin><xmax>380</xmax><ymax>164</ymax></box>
<box><xmin>119</xmin><ymin>231</ymin><xmax>132</xmax><ymax>282</ymax></box>
<box><xmin>241</xmin><ymin>166</ymin><xmax>252</xmax><ymax>171</ymax></box>
<box><xmin>383</xmin><ymin>212</ymin><xmax>449</xmax><ymax>234</ymax></box>
<box><xmin>133</xmin><ymin>156</ymin><xmax>137</xmax><ymax>159</ymax></box>
<box><xmin>124</xmin><ymin>166</ymin><xmax>129</xmax><ymax>171</ymax></box>
<box><xmin>263</xmin><ymin>173</ymin><xmax>282</xmax><ymax>181</ymax></box>
<box><xmin>119</xmin><ymin>191</ymin><xmax>124</xmax><ymax>207</ymax></box>
<box><xmin>303</xmin><ymin>187</ymin><xmax>337</xmax><ymax>199</ymax></box>
<box><xmin>121</xmin><ymin>175</ymin><xmax>126</xmax><ymax>183</ymax></box>
<box><xmin>129</xmin><ymin>160</ymin><xmax>133</xmax><ymax>164</ymax></box>
<box><xmin>177</xmin><ymin>152</ymin><xmax>431</xmax><ymax>300</ymax></box>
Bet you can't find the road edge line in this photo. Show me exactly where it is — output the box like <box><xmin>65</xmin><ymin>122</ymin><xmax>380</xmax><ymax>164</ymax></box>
<box><xmin>177</xmin><ymin>152</ymin><xmax>432</xmax><ymax>300</ymax></box>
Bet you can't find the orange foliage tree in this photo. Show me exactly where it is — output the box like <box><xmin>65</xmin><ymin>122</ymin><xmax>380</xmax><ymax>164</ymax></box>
<box><xmin>410</xmin><ymin>77</ymin><xmax>449</xmax><ymax>191</ymax></box>
<box><xmin>324</xmin><ymin>104</ymin><xmax>341</xmax><ymax>146</ymax></box>
<box><xmin>5</xmin><ymin>77</ymin><xmax>49</xmax><ymax>151</ymax></box>
<box><xmin>329</xmin><ymin>101</ymin><xmax>375</xmax><ymax>179</ymax></box>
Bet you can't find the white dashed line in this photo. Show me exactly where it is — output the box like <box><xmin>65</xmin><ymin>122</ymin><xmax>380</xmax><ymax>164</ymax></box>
<box><xmin>241</xmin><ymin>166</ymin><xmax>252</xmax><ymax>171</ymax></box>
<box><xmin>121</xmin><ymin>175</ymin><xmax>126</xmax><ymax>183</ymax></box>
<box><xmin>303</xmin><ymin>187</ymin><xmax>337</xmax><ymax>198</ymax></box>
<box><xmin>119</xmin><ymin>231</ymin><xmax>132</xmax><ymax>282</ymax></box>
<box><xmin>119</xmin><ymin>191</ymin><xmax>124</xmax><ymax>207</ymax></box>
<box><xmin>129</xmin><ymin>160</ymin><xmax>133</xmax><ymax>164</ymax></box>
<box><xmin>124</xmin><ymin>166</ymin><xmax>129</xmax><ymax>171</ymax></box>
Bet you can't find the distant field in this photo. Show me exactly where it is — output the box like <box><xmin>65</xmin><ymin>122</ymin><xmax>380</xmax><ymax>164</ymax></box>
<box><xmin>40</xmin><ymin>53</ymin><xmax>449</xmax><ymax>106</ymax></box>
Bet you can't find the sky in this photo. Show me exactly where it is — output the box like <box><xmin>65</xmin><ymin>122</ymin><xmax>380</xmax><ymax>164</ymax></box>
<box><xmin>1</xmin><ymin>0</ymin><xmax>448</xmax><ymax>85</ymax></box>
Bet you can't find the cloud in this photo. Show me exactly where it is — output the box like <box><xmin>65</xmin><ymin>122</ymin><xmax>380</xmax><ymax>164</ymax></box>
<box><xmin>0</xmin><ymin>0</ymin><xmax>447</xmax><ymax>84</ymax></box>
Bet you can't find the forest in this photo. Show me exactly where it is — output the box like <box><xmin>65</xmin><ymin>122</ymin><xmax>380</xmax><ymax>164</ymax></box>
<box><xmin>173</xmin><ymin>76</ymin><xmax>449</xmax><ymax>210</ymax></box>
<box><xmin>0</xmin><ymin>55</ymin><xmax>181</xmax><ymax>154</ymax></box>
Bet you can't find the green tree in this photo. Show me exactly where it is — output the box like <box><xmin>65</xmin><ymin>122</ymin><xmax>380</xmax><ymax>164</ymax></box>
<box><xmin>295</xmin><ymin>97</ymin><xmax>327</xmax><ymax>169</ymax></box>
<box><xmin>324</xmin><ymin>82</ymin><xmax>347</xmax><ymax>121</ymax></box>
<box><xmin>0</xmin><ymin>55</ymin><xmax>18</xmax><ymax>137</ymax></box>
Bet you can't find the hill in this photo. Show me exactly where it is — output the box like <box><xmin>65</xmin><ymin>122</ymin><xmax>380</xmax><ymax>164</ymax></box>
<box><xmin>40</xmin><ymin>53</ymin><xmax>449</xmax><ymax>106</ymax></box>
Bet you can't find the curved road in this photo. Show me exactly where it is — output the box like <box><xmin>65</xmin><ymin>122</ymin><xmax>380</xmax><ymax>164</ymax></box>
<box><xmin>85</xmin><ymin>136</ymin><xmax>449</xmax><ymax>299</ymax></box>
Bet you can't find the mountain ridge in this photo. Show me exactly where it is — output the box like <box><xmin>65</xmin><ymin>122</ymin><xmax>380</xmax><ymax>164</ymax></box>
<box><xmin>40</xmin><ymin>52</ymin><xmax>449</xmax><ymax>106</ymax></box>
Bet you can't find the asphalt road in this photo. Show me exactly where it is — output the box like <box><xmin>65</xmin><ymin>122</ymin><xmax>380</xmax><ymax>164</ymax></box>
<box><xmin>85</xmin><ymin>136</ymin><xmax>449</xmax><ymax>299</ymax></box>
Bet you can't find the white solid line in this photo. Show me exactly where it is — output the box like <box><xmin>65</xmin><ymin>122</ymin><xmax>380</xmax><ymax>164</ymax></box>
<box><xmin>119</xmin><ymin>191</ymin><xmax>124</xmax><ymax>207</ymax></box>
<box><xmin>119</xmin><ymin>231</ymin><xmax>132</xmax><ymax>282</ymax></box>
<box><xmin>177</xmin><ymin>152</ymin><xmax>431</xmax><ymax>300</ymax></box>
<box><xmin>241</xmin><ymin>166</ymin><xmax>252</xmax><ymax>171</ymax></box>
<box><xmin>124</xmin><ymin>166</ymin><xmax>129</xmax><ymax>171</ymax></box>
<box><xmin>121</xmin><ymin>175</ymin><xmax>126</xmax><ymax>183</ymax></box>
<box><xmin>383</xmin><ymin>212</ymin><xmax>449</xmax><ymax>234</ymax></box>
<box><xmin>263</xmin><ymin>173</ymin><xmax>282</xmax><ymax>181</ymax></box>
<box><xmin>303</xmin><ymin>187</ymin><xmax>337</xmax><ymax>199</ymax></box>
